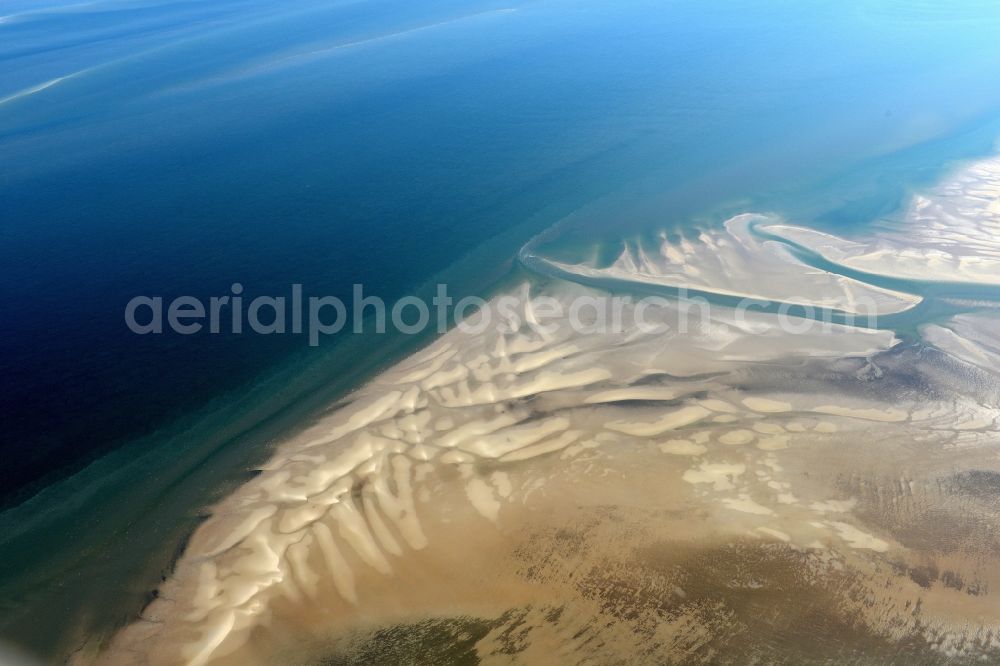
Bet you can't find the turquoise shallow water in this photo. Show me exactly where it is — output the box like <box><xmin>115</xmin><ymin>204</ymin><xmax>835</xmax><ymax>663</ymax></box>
<box><xmin>3</xmin><ymin>0</ymin><xmax>1000</xmax><ymax>661</ymax></box>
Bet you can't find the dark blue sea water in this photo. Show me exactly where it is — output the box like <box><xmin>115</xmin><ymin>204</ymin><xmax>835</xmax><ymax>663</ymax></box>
<box><xmin>3</xmin><ymin>0</ymin><xmax>1000</xmax><ymax>660</ymax></box>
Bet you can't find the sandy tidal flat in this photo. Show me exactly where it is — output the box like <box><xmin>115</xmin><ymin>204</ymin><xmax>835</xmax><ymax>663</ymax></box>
<box><xmin>97</xmin><ymin>154</ymin><xmax>1000</xmax><ymax>665</ymax></box>
<box><xmin>761</xmin><ymin>156</ymin><xmax>1000</xmax><ymax>287</ymax></box>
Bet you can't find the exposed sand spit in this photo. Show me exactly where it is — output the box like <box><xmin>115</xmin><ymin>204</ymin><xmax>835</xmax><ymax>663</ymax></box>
<box><xmin>93</xmin><ymin>281</ymin><xmax>1000</xmax><ymax>665</ymax></box>
<box><xmin>95</xmin><ymin>153</ymin><xmax>1000</xmax><ymax>665</ymax></box>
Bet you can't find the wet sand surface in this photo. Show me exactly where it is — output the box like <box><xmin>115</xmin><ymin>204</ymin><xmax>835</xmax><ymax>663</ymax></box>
<box><xmin>95</xmin><ymin>154</ymin><xmax>1000</xmax><ymax>665</ymax></box>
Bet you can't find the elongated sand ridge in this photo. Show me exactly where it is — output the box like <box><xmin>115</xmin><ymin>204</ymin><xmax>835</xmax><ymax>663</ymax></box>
<box><xmin>533</xmin><ymin>213</ymin><xmax>922</xmax><ymax>316</ymax></box>
<box><xmin>762</xmin><ymin>156</ymin><xmax>1000</xmax><ymax>287</ymax></box>
<box><xmin>97</xmin><ymin>155</ymin><xmax>1000</xmax><ymax>665</ymax></box>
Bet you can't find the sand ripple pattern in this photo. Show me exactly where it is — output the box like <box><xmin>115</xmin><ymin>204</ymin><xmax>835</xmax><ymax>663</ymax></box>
<box><xmin>100</xmin><ymin>154</ymin><xmax>1000</xmax><ymax>665</ymax></box>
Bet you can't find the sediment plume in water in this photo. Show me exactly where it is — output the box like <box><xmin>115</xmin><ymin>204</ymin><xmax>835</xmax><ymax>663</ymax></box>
<box><xmin>98</xmin><ymin>154</ymin><xmax>1000</xmax><ymax>665</ymax></box>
